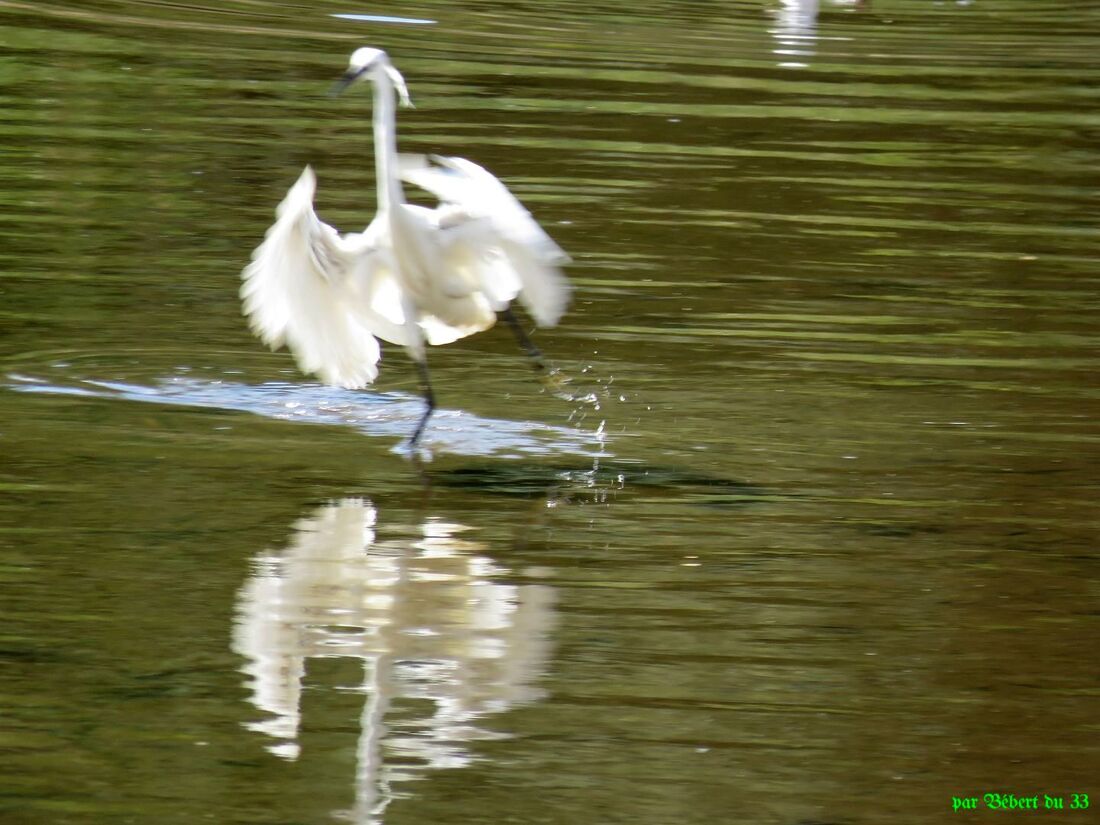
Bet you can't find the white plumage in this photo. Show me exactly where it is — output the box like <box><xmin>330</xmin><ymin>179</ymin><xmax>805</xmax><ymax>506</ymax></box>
<box><xmin>241</xmin><ymin>47</ymin><xmax>570</xmax><ymax>445</ymax></box>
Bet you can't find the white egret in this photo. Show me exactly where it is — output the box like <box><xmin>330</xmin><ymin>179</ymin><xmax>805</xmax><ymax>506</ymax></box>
<box><xmin>241</xmin><ymin>47</ymin><xmax>570</xmax><ymax>447</ymax></box>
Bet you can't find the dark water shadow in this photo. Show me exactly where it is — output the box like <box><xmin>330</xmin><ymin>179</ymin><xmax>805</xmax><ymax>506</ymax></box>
<box><xmin>428</xmin><ymin>460</ymin><xmax>774</xmax><ymax>509</ymax></box>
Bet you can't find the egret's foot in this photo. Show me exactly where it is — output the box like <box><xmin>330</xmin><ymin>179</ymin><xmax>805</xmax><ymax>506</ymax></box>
<box><xmin>539</xmin><ymin>367</ymin><xmax>575</xmax><ymax>401</ymax></box>
<box><xmin>392</xmin><ymin>437</ymin><xmax>434</xmax><ymax>463</ymax></box>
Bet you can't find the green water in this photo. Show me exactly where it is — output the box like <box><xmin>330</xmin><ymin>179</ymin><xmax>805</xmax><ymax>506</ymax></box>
<box><xmin>2</xmin><ymin>2</ymin><xmax>1098</xmax><ymax>823</ymax></box>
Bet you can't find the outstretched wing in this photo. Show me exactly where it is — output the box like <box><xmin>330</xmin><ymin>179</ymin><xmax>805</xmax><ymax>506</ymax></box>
<box><xmin>241</xmin><ymin>166</ymin><xmax>411</xmax><ymax>389</ymax></box>
<box><xmin>399</xmin><ymin>155</ymin><xmax>571</xmax><ymax>327</ymax></box>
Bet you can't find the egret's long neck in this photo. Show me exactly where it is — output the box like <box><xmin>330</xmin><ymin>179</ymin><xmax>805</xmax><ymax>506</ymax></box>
<box><xmin>371</xmin><ymin>73</ymin><xmax>403</xmax><ymax>211</ymax></box>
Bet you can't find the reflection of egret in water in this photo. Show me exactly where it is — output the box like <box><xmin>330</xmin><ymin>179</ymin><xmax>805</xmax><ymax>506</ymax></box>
<box><xmin>770</xmin><ymin>0</ymin><xmax>821</xmax><ymax>68</ymax></box>
<box><xmin>769</xmin><ymin>1</ymin><xmax>866</xmax><ymax>69</ymax></box>
<box><xmin>232</xmin><ymin>499</ymin><xmax>556</xmax><ymax>824</ymax></box>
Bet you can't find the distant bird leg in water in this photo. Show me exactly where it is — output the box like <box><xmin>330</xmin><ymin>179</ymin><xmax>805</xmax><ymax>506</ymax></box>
<box><xmin>241</xmin><ymin>47</ymin><xmax>571</xmax><ymax>450</ymax></box>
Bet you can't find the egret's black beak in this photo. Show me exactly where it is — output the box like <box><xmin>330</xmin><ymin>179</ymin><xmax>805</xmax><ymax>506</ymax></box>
<box><xmin>330</xmin><ymin>66</ymin><xmax>368</xmax><ymax>97</ymax></box>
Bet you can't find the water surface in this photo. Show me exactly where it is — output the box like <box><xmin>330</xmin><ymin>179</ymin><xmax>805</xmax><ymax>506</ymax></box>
<box><xmin>2</xmin><ymin>2</ymin><xmax>1098</xmax><ymax>823</ymax></box>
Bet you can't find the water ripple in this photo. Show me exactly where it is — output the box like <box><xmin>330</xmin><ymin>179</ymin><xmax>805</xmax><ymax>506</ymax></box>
<box><xmin>7</xmin><ymin>373</ymin><xmax>606</xmax><ymax>459</ymax></box>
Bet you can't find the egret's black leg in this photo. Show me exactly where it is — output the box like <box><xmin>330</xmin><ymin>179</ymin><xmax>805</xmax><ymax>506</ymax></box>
<box><xmin>501</xmin><ymin>305</ymin><xmax>574</xmax><ymax>400</ymax></box>
<box><xmin>408</xmin><ymin>357</ymin><xmax>435</xmax><ymax>447</ymax></box>
<box><xmin>501</xmin><ymin>306</ymin><xmax>547</xmax><ymax>372</ymax></box>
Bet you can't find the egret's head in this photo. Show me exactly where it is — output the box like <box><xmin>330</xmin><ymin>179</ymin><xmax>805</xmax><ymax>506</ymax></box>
<box><xmin>347</xmin><ymin>46</ymin><xmax>385</xmax><ymax>76</ymax></box>
<box><xmin>332</xmin><ymin>47</ymin><xmax>412</xmax><ymax>106</ymax></box>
